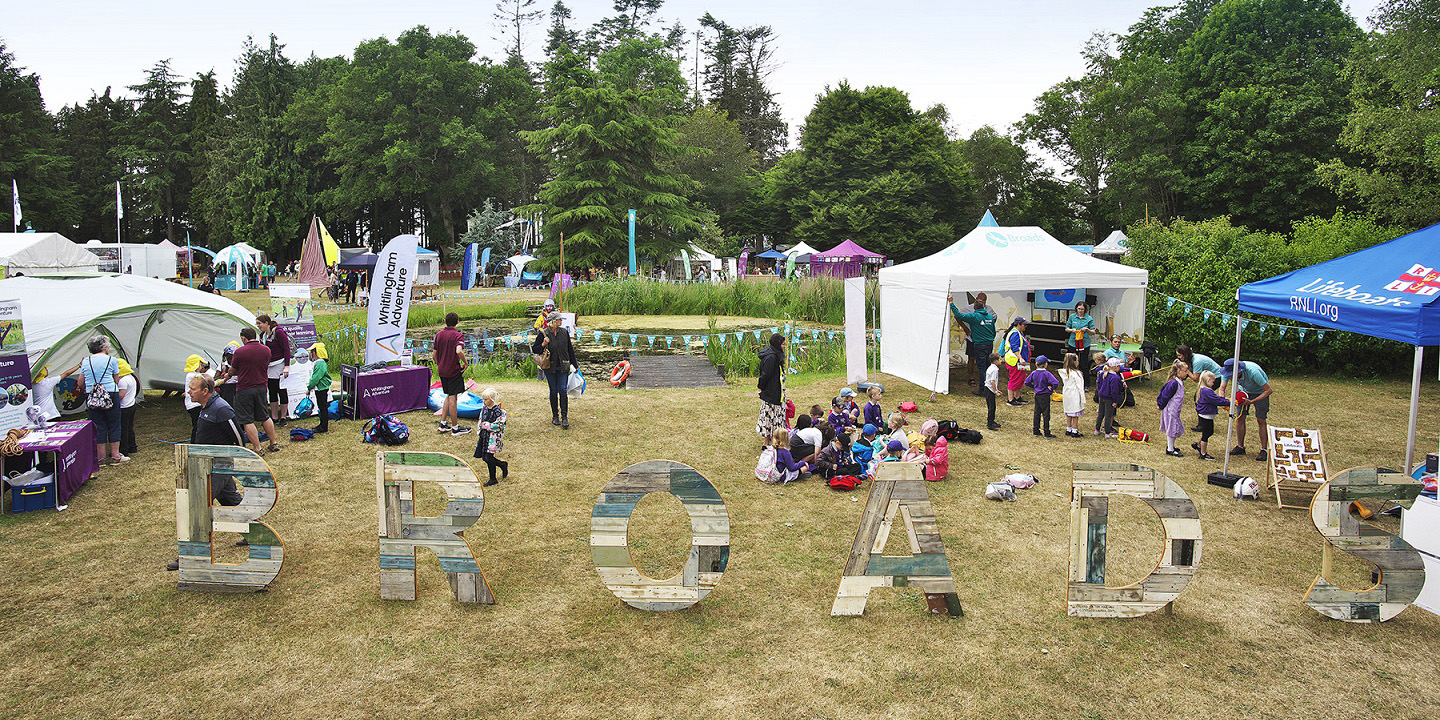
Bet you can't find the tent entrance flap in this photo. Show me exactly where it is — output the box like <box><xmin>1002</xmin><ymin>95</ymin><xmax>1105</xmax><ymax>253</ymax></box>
<box><xmin>879</xmin><ymin>274</ymin><xmax>951</xmax><ymax>393</ymax></box>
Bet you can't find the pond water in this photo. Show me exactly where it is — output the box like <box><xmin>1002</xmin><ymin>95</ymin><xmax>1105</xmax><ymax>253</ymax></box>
<box><xmin>404</xmin><ymin>316</ymin><xmax>787</xmax><ymax>380</ymax></box>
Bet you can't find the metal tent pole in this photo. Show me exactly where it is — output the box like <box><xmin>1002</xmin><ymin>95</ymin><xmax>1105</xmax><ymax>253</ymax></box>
<box><xmin>1222</xmin><ymin>312</ymin><xmax>1244</xmax><ymax>476</ymax></box>
<box><xmin>1405</xmin><ymin>345</ymin><xmax>1423</xmax><ymax>473</ymax></box>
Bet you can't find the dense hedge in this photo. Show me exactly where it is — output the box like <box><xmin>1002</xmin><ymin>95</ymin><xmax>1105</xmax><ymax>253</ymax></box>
<box><xmin>1125</xmin><ymin>213</ymin><xmax>1418</xmax><ymax>376</ymax></box>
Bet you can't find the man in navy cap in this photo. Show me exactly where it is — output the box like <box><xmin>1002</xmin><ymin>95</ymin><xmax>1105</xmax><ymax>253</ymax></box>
<box><xmin>1221</xmin><ymin>358</ymin><xmax>1273</xmax><ymax>461</ymax></box>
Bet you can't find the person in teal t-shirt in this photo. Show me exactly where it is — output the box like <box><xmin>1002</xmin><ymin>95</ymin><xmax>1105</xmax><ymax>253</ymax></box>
<box><xmin>1065</xmin><ymin>301</ymin><xmax>1098</xmax><ymax>377</ymax></box>
<box><xmin>1221</xmin><ymin>358</ymin><xmax>1273</xmax><ymax>461</ymax></box>
<box><xmin>949</xmin><ymin>293</ymin><xmax>996</xmax><ymax>394</ymax></box>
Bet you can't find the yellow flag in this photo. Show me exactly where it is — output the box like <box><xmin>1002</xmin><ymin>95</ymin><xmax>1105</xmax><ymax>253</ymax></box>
<box><xmin>318</xmin><ymin>218</ymin><xmax>339</xmax><ymax>265</ymax></box>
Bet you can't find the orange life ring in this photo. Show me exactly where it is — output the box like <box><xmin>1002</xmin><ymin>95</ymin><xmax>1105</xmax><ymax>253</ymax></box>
<box><xmin>610</xmin><ymin>360</ymin><xmax>631</xmax><ymax>386</ymax></box>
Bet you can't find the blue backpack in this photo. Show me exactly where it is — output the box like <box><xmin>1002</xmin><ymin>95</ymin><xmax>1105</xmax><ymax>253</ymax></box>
<box><xmin>289</xmin><ymin>427</ymin><xmax>315</xmax><ymax>441</ymax></box>
<box><xmin>294</xmin><ymin>397</ymin><xmax>314</xmax><ymax>417</ymax></box>
<box><xmin>362</xmin><ymin>414</ymin><xmax>410</xmax><ymax>445</ymax></box>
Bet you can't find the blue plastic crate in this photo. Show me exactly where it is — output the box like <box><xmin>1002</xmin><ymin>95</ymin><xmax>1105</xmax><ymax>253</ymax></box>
<box><xmin>9</xmin><ymin>474</ymin><xmax>55</xmax><ymax>513</ymax></box>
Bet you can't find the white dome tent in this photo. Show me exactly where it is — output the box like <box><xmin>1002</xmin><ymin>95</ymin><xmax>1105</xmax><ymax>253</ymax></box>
<box><xmin>1</xmin><ymin>274</ymin><xmax>255</xmax><ymax>400</ymax></box>
<box><xmin>878</xmin><ymin>222</ymin><xmax>1149</xmax><ymax>393</ymax></box>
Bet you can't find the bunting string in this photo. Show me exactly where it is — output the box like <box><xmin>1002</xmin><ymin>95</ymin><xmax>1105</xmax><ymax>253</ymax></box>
<box><xmin>1153</xmin><ymin>291</ymin><xmax>1329</xmax><ymax>342</ymax></box>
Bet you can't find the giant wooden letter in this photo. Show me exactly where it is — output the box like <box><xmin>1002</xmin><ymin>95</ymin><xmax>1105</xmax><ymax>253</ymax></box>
<box><xmin>174</xmin><ymin>445</ymin><xmax>284</xmax><ymax>592</ymax></box>
<box><xmin>377</xmin><ymin>451</ymin><xmax>493</xmax><ymax>603</ymax></box>
<box><xmin>1068</xmin><ymin>463</ymin><xmax>1201</xmax><ymax>618</ymax></box>
<box><xmin>590</xmin><ymin>460</ymin><xmax>730</xmax><ymax>611</ymax></box>
<box><xmin>831</xmin><ymin>463</ymin><xmax>962</xmax><ymax>617</ymax></box>
<box><xmin>1305</xmin><ymin>467</ymin><xmax>1424</xmax><ymax>622</ymax></box>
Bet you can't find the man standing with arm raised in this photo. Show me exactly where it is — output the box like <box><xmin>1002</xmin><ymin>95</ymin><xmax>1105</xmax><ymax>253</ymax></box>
<box><xmin>949</xmin><ymin>293</ymin><xmax>996</xmax><ymax>397</ymax></box>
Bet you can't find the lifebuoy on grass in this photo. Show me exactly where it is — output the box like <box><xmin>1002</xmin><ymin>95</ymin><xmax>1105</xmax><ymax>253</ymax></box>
<box><xmin>610</xmin><ymin>360</ymin><xmax>631</xmax><ymax>386</ymax></box>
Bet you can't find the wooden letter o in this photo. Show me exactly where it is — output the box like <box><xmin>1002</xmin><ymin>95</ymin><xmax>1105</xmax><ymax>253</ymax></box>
<box><xmin>591</xmin><ymin>460</ymin><xmax>730</xmax><ymax>611</ymax></box>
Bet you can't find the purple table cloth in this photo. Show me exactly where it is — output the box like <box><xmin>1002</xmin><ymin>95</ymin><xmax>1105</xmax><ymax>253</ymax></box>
<box><xmin>18</xmin><ymin>420</ymin><xmax>100</xmax><ymax>505</ymax></box>
<box><xmin>352</xmin><ymin>365</ymin><xmax>431</xmax><ymax>419</ymax></box>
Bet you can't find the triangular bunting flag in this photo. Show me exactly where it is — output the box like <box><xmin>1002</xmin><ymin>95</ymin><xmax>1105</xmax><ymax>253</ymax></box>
<box><xmin>1297</xmin><ymin>328</ymin><xmax>1307</xmax><ymax>339</ymax></box>
<box><xmin>1203</xmin><ymin>309</ymin><xmax>1212</xmax><ymax>322</ymax></box>
<box><xmin>1254</xmin><ymin>322</ymin><xmax>1267</xmax><ymax>334</ymax></box>
<box><xmin>1317</xmin><ymin>330</ymin><xmax>1326</xmax><ymax>340</ymax></box>
<box><xmin>1165</xmin><ymin>297</ymin><xmax>1175</xmax><ymax>308</ymax></box>
<box><xmin>630</xmin><ymin>334</ymin><xmax>638</xmax><ymax>345</ymax></box>
<box><xmin>682</xmin><ymin>335</ymin><xmax>691</xmax><ymax>346</ymax></box>
<box><xmin>1277</xmin><ymin>327</ymin><xmax>1286</xmax><ymax>338</ymax></box>
<box><xmin>647</xmin><ymin>335</ymin><xmax>656</xmax><ymax>346</ymax></box>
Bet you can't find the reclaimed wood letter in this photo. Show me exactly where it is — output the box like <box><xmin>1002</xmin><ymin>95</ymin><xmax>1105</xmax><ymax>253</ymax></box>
<box><xmin>590</xmin><ymin>460</ymin><xmax>730</xmax><ymax>611</ymax></box>
<box><xmin>831</xmin><ymin>463</ymin><xmax>963</xmax><ymax>617</ymax></box>
<box><xmin>377</xmin><ymin>451</ymin><xmax>493</xmax><ymax>603</ymax></box>
<box><xmin>1068</xmin><ymin>463</ymin><xmax>1201</xmax><ymax>618</ymax></box>
<box><xmin>174</xmin><ymin>445</ymin><xmax>284</xmax><ymax>592</ymax></box>
<box><xmin>1305</xmin><ymin>467</ymin><xmax>1424</xmax><ymax>622</ymax></box>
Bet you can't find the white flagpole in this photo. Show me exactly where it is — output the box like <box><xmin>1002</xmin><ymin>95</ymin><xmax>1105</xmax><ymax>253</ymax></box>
<box><xmin>10</xmin><ymin>179</ymin><xmax>19</xmax><ymax>232</ymax></box>
<box><xmin>115</xmin><ymin>180</ymin><xmax>123</xmax><ymax>246</ymax></box>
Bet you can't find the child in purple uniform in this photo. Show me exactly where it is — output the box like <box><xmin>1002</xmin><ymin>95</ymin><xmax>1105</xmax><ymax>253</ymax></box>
<box><xmin>862</xmin><ymin>386</ymin><xmax>884</xmax><ymax>430</ymax></box>
<box><xmin>1191</xmin><ymin>371</ymin><xmax>1230</xmax><ymax>460</ymax></box>
<box><xmin>1024</xmin><ymin>355</ymin><xmax>1060</xmax><ymax>438</ymax></box>
<box><xmin>771</xmin><ymin>427</ymin><xmax>809</xmax><ymax>483</ymax></box>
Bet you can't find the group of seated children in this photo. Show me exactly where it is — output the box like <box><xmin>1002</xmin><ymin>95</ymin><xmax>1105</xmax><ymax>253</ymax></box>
<box><xmin>767</xmin><ymin>385</ymin><xmax>949</xmax><ymax>484</ymax></box>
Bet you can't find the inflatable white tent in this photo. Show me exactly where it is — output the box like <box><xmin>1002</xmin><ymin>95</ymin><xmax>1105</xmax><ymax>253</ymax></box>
<box><xmin>0</xmin><ymin>233</ymin><xmax>101</xmax><ymax>275</ymax></box>
<box><xmin>2</xmin><ymin>274</ymin><xmax>255</xmax><ymax>397</ymax></box>
<box><xmin>878</xmin><ymin>224</ymin><xmax>1148</xmax><ymax>393</ymax></box>
<box><xmin>1093</xmin><ymin>230</ymin><xmax>1131</xmax><ymax>258</ymax></box>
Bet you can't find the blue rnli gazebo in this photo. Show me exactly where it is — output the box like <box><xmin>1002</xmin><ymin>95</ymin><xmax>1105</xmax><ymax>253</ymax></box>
<box><xmin>1235</xmin><ymin>222</ymin><xmax>1440</xmax><ymax>470</ymax></box>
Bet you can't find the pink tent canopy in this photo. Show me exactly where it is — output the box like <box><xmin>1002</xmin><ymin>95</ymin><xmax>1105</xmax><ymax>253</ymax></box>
<box><xmin>298</xmin><ymin>217</ymin><xmax>329</xmax><ymax>289</ymax></box>
<box><xmin>812</xmin><ymin>239</ymin><xmax>886</xmax><ymax>278</ymax></box>
<box><xmin>814</xmin><ymin>239</ymin><xmax>885</xmax><ymax>260</ymax></box>
<box><xmin>156</xmin><ymin>238</ymin><xmax>182</xmax><ymax>251</ymax></box>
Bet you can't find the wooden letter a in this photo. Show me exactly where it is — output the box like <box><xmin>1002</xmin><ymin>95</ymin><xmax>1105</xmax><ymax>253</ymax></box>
<box><xmin>831</xmin><ymin>463</ymin><xmax>962</xmax><ymax>617</ymax></box>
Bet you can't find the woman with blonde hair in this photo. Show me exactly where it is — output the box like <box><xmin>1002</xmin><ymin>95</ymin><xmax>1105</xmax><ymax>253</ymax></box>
<box><xmin>473</xmin><ymin>387</ymin><xmax>508</xmax><ymax>486</ymax></box>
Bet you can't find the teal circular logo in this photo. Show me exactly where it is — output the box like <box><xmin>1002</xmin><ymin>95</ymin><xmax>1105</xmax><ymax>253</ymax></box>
<box><xmin>985</xmin><ymin>232</ymin><xmax>1009</xmax><ymax>248</ymax></box>
<box><xmin>942</xmin><ymin>241</ymin><xmax>967</xmax><ymax>256</ymax></box>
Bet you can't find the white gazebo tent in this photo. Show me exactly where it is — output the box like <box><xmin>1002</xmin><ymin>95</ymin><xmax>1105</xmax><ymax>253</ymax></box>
<box><xmin>1093</xmin><ymin>230</ymin><xmax>1131</xmax><ymax>259</ymax></box>
<box><xmin>784</xmin><ymin>242</ymin><xmax>821</xmax><ymax>260</ymax></box>
<box><xmin>1</xmin><ymin>273</ymin><xmax>255</xmax><ymax>398</ymax></box>
<box><xmin>0</xmin><ymin>233</ymin><xmax>101</xmax><ymax>275</ymax></box>
<box><xmin>878</xmin><ymin>223</ymin><xmax>1149</xmax><ymax>393</ymax></box>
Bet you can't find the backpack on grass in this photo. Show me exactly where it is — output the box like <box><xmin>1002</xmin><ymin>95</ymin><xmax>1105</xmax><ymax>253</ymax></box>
<box><xmin>362</xmin><ymin>414</ymin><xmax>410</xmax><ymax>445</ymax></box>
<box><xmin>755</xmin><ymin>446</ymin><xmax>781</xmax><ymax>484</ymax></box>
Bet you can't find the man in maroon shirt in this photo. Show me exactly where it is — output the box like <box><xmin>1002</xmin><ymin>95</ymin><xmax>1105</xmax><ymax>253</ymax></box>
<box><xmin>256</xmin><ymin>315</ymin><xmax>291</xmax><ymax>426</ymax></box>
<box><xmin>433</xmin><ymin>312</ymin><xmax>470</xmax><ymax>435</ymax></box>
<box><xmin>230</xmin><ymin>327</ymin><xmax>282</xmax><ymax>454</ymax></box>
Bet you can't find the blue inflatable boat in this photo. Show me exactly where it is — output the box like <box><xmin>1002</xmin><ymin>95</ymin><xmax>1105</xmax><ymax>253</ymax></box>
<box><xmin>426</xmin><ymin>388</ymin><xmax>485</xmax><ymax>418</ymax></box>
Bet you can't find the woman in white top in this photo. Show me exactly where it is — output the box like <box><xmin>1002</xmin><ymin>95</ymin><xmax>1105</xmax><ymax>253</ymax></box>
<box><xmin>117</xmin><ymin>359</ymin><xmax>139</xmax><ymax>456</ymax></box>
<box><xmin>1060</xmin><ymin>352</ymin><xmax>1087</xmax><ymax>438</ymax></box>
<box><xmin>80</xmin><ymin>335</ymin><xmax>125</xmax><ymax>463</ymax></box>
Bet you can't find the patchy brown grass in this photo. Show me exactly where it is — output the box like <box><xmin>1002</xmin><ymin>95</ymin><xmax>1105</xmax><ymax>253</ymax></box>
<box><xmin>1</xmin><ymin>369</ymin><xmax>1438</xmax><ymax>720</ymax></box>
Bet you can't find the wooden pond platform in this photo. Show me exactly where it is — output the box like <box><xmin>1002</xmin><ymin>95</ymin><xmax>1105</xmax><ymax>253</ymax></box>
<box><xmin>623</xmin><ymin>352</ymin><xmax>728</xmax><ymax>389</ymax></box>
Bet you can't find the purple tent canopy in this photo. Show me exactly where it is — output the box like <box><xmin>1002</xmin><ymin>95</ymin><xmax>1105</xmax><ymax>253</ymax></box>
<box><xmin>811</xmin><ymin>239</ymin><xmax>886</xmax><ymax>278</ymax></box>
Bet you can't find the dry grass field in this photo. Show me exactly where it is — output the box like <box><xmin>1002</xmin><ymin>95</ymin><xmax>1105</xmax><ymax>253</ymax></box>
<box><xmin>2</xmin><ymin>365</ymin><xmax>1438</xmax><ymax>719</ymax></box>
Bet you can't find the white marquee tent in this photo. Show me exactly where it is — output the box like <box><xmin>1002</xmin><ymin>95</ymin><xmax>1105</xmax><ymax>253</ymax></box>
<box><xmin>1</xmin><ymin>274</ymin><xmax>255</xmax><ymax>398</ymax></box>
<box><xmin>0</xmin><ymin>233</ymin><xmax>101</xmax><ymax>275</ymax></box>
<box><xmin>878</xmin><ymin>224</ymin><xmax>1149</xmax><ymax>393</ymax></box>
<box><xmin>1093</xmin><ymin>230</ymin><xmax>1131</xmax><ymax>258</ymax></box>
<box><xmin>784</xmin><ymin>242</ymin><xmax>821</xmax><ymax>259</ymax></box>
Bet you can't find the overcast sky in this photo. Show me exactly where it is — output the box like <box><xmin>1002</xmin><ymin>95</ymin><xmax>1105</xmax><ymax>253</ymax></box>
<box><xmin>6</xmin><ymin>0</ymin><xmax>1383</xmax><ymax>143</ymax></box>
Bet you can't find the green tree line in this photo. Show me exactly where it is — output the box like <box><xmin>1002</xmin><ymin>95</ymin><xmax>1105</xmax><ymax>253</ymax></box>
<box><xmin>1</xmin><ymin>0</ymin><xmax>1436</xmax><ymax>273</ymax></box>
